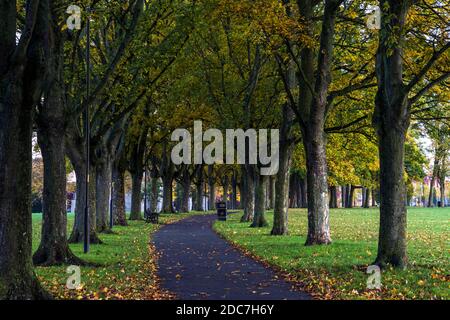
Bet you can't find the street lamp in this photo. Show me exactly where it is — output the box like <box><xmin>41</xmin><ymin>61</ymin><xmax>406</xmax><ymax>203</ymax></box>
<box><xmin>67</xmin><ymin>4</ymin><xmax>90</xmax><ymax>253</ymax></box>
<box><xmin>144</xmin><ymin>158</ymin><xmax>148</xmax><ymax>218</ymax></box>
<box><xmin>84</xmin><ymin>6</ymin><xmax>91</xmax><ymax>254</ymax></box>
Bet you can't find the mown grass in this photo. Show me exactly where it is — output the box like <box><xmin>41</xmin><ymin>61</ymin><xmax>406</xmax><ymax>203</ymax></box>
<box><xmin>213</xmin><ymin>207</ymin><xmax>449</xmax><ymax>300</ymax></box>
<box><xmin>32</xmin><ymin>211</ymin><xmax>208</xmax><ymax>300</ymax></box>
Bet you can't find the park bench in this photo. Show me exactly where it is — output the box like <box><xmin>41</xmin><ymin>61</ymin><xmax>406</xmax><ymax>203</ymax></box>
<box><xmin>145</xmin><ymin>210</ymin><xmax>159</xmax><ymax>224</ymax></box>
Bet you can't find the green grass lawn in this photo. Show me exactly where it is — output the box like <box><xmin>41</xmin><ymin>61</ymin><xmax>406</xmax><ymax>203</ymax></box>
<box><xmin>32</xmin><ymin>211</ymin><xmax>209</xmax><ymax>300</ymax></box>
<box><xmin>213</xmin><ymin>207</ymin><xmax>449</xmax><ymax>300</ymax></box>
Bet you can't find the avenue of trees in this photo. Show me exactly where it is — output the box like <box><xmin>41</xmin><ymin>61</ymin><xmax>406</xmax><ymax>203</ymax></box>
<box><xmin>0</xmin><ymin>0</ymin><xmax>448</xmax><ymax>299</ymax></box>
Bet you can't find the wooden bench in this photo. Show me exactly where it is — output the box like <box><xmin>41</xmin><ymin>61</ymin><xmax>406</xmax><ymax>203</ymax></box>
<box><xmin>145</xmin><ymin>210</ymin><xmax>159</xmax><ymax>224</ymax></box>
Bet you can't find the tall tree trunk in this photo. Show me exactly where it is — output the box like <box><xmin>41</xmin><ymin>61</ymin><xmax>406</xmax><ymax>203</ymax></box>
<box><xmin>271</xmin><ymin>102</ymin><xmax>294</xmax><ymax>235</ymax></box>
<box><xmin>95</xmin><ymin>157</ymin><xmax>112</xmax><ymax>232</ymax></box>
<box><xmin>439</xmin><ymin>177</ymin><xmax>445</xmax><ymax>207</ymax></box>
<box><xmin>361</xmin><ymin>187</ymin><xmax>366</xmax><ymax>207</ymax></box>
<box><xmin>288</xmin><ymin>173</ymin><xmax>296</xmax><ymax>208</ymax></box>
<box><xmin>303</xmin><ymin>128</ymin><xmax>332</xmax><ymax>245</ymax></box>
<box><xmin>295</xmin><ymin>0</ymin><xmax>339</xmax><ymax>246</ymax></box>
<box><xmin>231</xmin><ymin>173</ymin><xmax>238</xmax><ymax>209</ymax></box>
<box><xmin>150</xmin><ymin>177</ymin><xmax>159</xmax><ymax>212</ymax></box>
<box><xmin>208</xmin><ymin>165</ymin><xmax>216</xmax><ymax>210</ymax></box>
<box><xmin>428</xmin><ymin>176</ymin><xmax>436</xmax><ymax>207</ymax></box>
<box><xmin>372</xmin><ymin>189</ymin><xmax>377</xmax><ymax>207</ymax></box>
<box><xmin>0</xmin><ymin>97</ymin><xmax>49</xmax><ymax>297</ymax></box>
<box><xmin>300</xmin><ymin>178</ymin><xmax>307</xmax><ymax>208</ymax></box>
<box><xmin>180</xmin><ymin>169</ymin><xmax>191</xmax><ymax>213</ymax></box>
<box><xmin>130</xmin><ymin>172</ymin><xmax>143</xmax><ymax>219</ymax></box>
<box><xmin>162</xmin><ymin>175</ymin><xmax>174</xmax><ymax>213</ymax></box>
<box><xmin>174</xmin><ymin>183</ymin><xmax>182</xmax><ymax>212</ymax></box>
<box><xmin>344</xmin><ymin>185</ymin><xmax>350</xmax><ymax>207</ymax></box>
<box><xmin>68</xmin><ymin>160</ymin><xmax>102</xmax><ymax>244</ymax></box>
<box><xmin>374</xmin><ymin>124</ymin><xmax>408</xmax><ymax>268</ymax></box>
<box><xmin>128</xmin><ymin>128</ymin><xmax>148</xmax><ymax>219</ymax></box>
<box><xmin>241</xmin><ymin>165</ymin><xmax>255</xmax><ymax>222</ymax></box>
<box><xmin>271</xmin><ymin>162</ymin><xmax>290</xmax><ymax>235</ymax></box>
<box><xmin>268</xmin><ymin>176</ymin><xmax>276</xmax><ymax>210</ymax></box>
<box><xmin>33</xmin><ymin>40</ymin><xmax>82</xmax><ymax>265</ymax></box>
<box><xmin>34</xmin><ymin>115</ymin><xmax>82</xmax><ymax>265</ymax></box>
<box><xmin>329</xmin><ymin>186</ymin><xmax>337</xmax><ymax>208</ymax></box>
<box><xmin>363</xmin><ymin>188</ymin><xmax>370</xmax><ymax>208</ymax></box>
<box><xmin>271</xmin><ymin>156</ymin><xmax>292</xmax><ymax>235</ymax></box>
<box><xmin>194</xmin><ymin>166</ymin><xmax>204</xmax><ymax>211</ymax></box>
<box><xmin>195</xmin><ymin>182</ymin><xmax>204</xmax><ymax>211</ymax></box>
<box><xmin>222</xmin><ymin>176</ymin><xmax>229</xmax><ymax>207</ymax></box>
<box><xmin>348</xmin><ymin>185</ymin><xmax>355</xmax><ymax>208</ymax></box>
<box><xmin>251</xmin><ymin>174</ymin><xmax>268</xmax><ymax>227</ymax></box>
<box><xmin>239</xmin><ymin>173</ymin><xmax>246</xmax><ymax>210</ymax></box>
<box><xmin>372</xmin><ymin>0</ymin><xmax>410</xmax><ymax>269</ymax></box>
<box><xmin>0</xmin><ymin>0</ymin><xmax>53</xmax><ymax>299</ymax></box>
<box><xmin>296</xmin><ymin>176</ymin><xmax>303</xmax><ymax>208</ymax></box>
<box><xmin>341</xmin><ymin>185</ymin><xmax>346</xmax><ymax>208</ymax></box>
<box><xmin>293</xmin><ymin>173</ymin><xmax>300</xmax><ymax>208</ymax></box>
<box><xmin>111</xmin><ymin>163</ymin><xmax>127</xmax><ymax>226</ymax></box>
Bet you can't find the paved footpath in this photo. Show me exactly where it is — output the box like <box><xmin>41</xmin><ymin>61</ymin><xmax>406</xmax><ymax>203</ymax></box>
<box><xmin>153</xmin><ymin>214</ymin><xmax>310</xmax><ymax>300</ymax></box>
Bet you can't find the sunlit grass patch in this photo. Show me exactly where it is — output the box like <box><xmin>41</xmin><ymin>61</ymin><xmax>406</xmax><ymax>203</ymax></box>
<box><xmin>213</xmin><ymin>207</ymin><xmax>449</xmax><ymax>300</ymax></box>
<box><xmin>32</xmin><ymin>211</ymin><xmax>208</xmax><ymax>300</ymax></box>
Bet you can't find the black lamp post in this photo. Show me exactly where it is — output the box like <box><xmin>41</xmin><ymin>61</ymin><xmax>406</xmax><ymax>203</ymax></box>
<box><xmin>83</xmin><ymin>6</ymin><xmax>91</xmax><ymax>254</ymax></box>
<box><xmin>144</xmin><ymin>159</ymin><xmax>148</xmax><ymax>218</ymax></box>
<box><xmin>109</xmin><ymin>184</ymin><xmax>114</xmax><ymax>229</ymax></box>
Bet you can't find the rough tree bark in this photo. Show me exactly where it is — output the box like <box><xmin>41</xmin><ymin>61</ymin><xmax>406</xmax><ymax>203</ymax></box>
<box><xmin>67</xmin><ymin>158</ymin><xmax>102</xmax><ymax>244</ymax></box>
<box><xmin>163</xmin><ymin>179</ymin><xmax>174</xmax><ymax>213</ymax></box>
<box><xmin>299</xmin><ymin>178</ymin><xmax>307</xmax><ymax>208</ymax></box>
<box><xmin>111</xmin><ymin>162</ymin><xmax>127</xmax><ymax>226</ymax></box>
<box><xmin>128</xmin><ymin>129</ymin><xmax>147</xmax><ymax>220</ymax></box>
<box><xmin>288</xmin><ymin>173</ymin><xmax>297</xmax><ymax>208</ymax></box>
<box><xmin>66</xmin><ymin>118</ymin><xmax>102</xmax><ymax>244</ymax></box>
<box><xmin>329</xmin><ymin>186</ymin><xmax>337</xmax><ymax>208</ymax></box>
<box><xmin>208</xmin><ymin>165</ymin><xmax>216</xmax><ymax>210</ymax></box>
<box><xmin>222</xmin><ymin>175</ymin><xmax>229</xmax><ymax>207</ymax></box>
<box><xmin>371</xmin><ymin>189</ymin><xmax>377</xmax><ymax>207</ymax></box>
<box><xmin>130</xmin><ymin>171</ymin><xmax>143</xmax><ymax>219</ymax></box>
<box><xmin>231</xmin><ymin>173</ymin><xmax>238</xmax><ymax>209</ymax></box>
<box><xmin>95</xmin><ymin>154</ymin><xmax>112</xmax><ymax>233</ymax></box>
<box><xmin>303</xmin><ymin>126</ymin><xmax>332</xmax><ymax>245</ymax></box>
<box><xmin>193</xmin><ymin>165</ymin><xmax>205</xmax><ymax>211</ymax></box>
<box><xmin>180</xmin><ymin>165</ymin><xmax>191</xmax><ymax>213</ymax></box>
<box><xmin>241</xmin><ymin>165</ymin><xmax>256</xmax><ymax>222</ymax></box>
<box><xmin>341</xmin><ymin>185</ymin><xmax>346</xmax><ymax>208</ymax></box>
<box><xmin>289</xmin><ymin>0</ymin><xmax>341</xmax><ymax>245</ymax></box>
<box><xmin>439</xmin><ymin>176</ymin><xmax>445</xmax><ymax>208</ymax></box>
<box><xmin>93</xmin><ymin>119</ymin><xmax>127</xmax><ymax>231</ymax></box>
<box><xmin>150</xmin><ymin>178</ymin><xmax>159</xmax><ymax>212</ymax></box>
<box><xmin>268</xmin><ymin>176</ymin><xmax>276</xmax><ymax>210</ymax></box>
<box><xmin>372</xmin><ymin>0</ymin><xmax>410</xmax><ymax>269</ymax></box>
<box><xmin>251</xmin><ymin>174</ymin><xmax>269</xmax><ymax>227</ymax></box>
<box><xmin>0</xmin><ymin>0</ymin><xmax>54</xmax><ymax>298</ymax></box>
<box><xmin>348</xmin><ymin>185</ymin><xmax>355</xmax><ymax>208</ymax></box>
<box><xmin>33</xmin><ymin>23</ymin><xmax>82</xmax><ymax>265</ymax></box>
<box><xmin>428</xmin><ymin>158</ymin><xmax>438</xmax><ymax>207</ymax></box>
<box><xmin>363</xmin><ymin>187</ymin><xmax>370</xmax><ymax>208</ymax></box>
<box><xmin>160</xmin><ymin>142</ymin><xmax>175</xmax><ymax>213</ymax></box>
<box><xmin>373</xmin><ymin>0</ymin><xmax>449</xmax><ymax>266</ymax></box>
<box><xmin>271</xmin><ymin>102</ymin><xmax>295</xmax><ymax>235</ymax></box>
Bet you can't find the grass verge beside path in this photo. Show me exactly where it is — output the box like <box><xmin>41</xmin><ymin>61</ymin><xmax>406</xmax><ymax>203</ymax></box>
<box><xmin>213</xmin><ymin>207</ymin><xmax>449</xmax><ymax>300</ymax></box>
<box><xmin>32</xmin><ymin>211</ymin><xmax>210</xmax><ymax>300</ymax></box>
